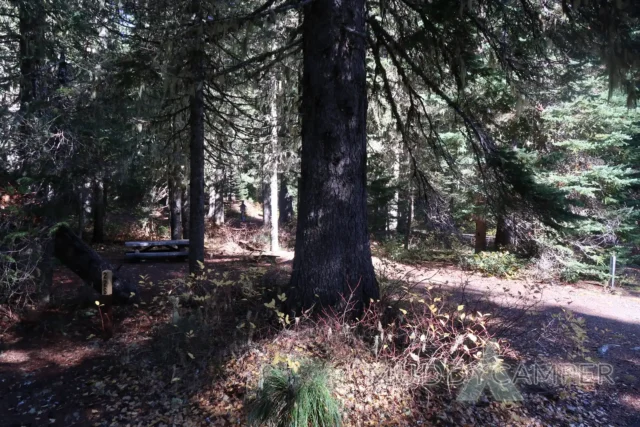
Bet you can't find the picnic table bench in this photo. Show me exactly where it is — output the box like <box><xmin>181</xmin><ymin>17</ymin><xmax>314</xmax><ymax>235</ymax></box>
<box><xmin>125</xmin><ymin>239</ymin><xmax>189</xmax><ymax>261</ymax></box>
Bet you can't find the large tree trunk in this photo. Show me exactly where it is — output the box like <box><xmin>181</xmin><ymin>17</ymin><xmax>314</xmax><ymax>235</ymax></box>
<box><xmin>53</xmin><ymin>225</ymin><xmax>138</xmax><ymax>303</ymax></box>
<box><xmin>290</xmin><ymin>0</ymin><xmax>378</xmax><ymax>310</ymax></box>
<box><xmin>187</xmin><ymin>0</ymin><xmax>205</xmax><ymax>274</ymax></box>
<box><xmin>168</xmin><ymin>172</ymin><xmax>183</xmax><ymax>240</ymax></box>
<box><xmin>92</xmin><ymin>179</ymin><xmax>105</xmax><ymax>243</ymax></box>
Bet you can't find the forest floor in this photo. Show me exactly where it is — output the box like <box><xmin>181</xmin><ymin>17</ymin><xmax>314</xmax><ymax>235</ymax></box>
<box><xmin>1</xmin><ymin>228</ymin><xmax>640</xmax><ymax>426</ymax></box>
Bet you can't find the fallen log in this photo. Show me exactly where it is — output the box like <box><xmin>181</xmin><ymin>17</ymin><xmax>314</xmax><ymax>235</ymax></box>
<box><xmin>53</xmin><ymin>224</ymin><xmax>139</xmax><ymax>304</ymax></box>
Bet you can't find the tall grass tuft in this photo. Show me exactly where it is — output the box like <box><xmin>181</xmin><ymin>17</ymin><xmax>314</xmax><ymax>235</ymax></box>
<box><xmin>248</xmin><ymin>360</ymin><xmax>342</xmax><ymax>427</ymax></box>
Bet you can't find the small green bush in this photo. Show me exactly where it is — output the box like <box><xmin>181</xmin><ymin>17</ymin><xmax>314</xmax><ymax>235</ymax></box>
<box><xmin>463</xmin><ymin>251</ymin><xmax>523</xmax><ymax>278</ymax></box>
<box><xmin>378</xmin><ymin>235</ymin><xmax>464</xmax><ymax>264</ymax></box>
<box><xmin>248</xmin><ymin>360</ymin><xmax>342</xmax><ymax>427</ymax></box>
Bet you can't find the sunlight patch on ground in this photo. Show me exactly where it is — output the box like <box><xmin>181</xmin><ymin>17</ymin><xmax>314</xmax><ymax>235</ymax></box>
<box><xmin>0</xmin><ymin>349</ymin><xmax>31</xmax><ymax>364</ymax></box>
<box><xmin>621</xmin><ymin>393</ymin><xmax>640</xmax><ymax>412</ymax></box>
<box><xmin>0</xmin><ymin>345</ymin><xmax>100</xmax><ymax>371</ymax></box>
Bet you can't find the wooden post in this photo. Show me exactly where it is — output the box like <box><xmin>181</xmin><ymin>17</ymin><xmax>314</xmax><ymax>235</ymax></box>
<box><xmin>610</xmin><ymin>254</ymin><xmax>616</xmax><ymax>290</ymax></box>
<box><xmin>101</xmin><ymin>270</ymin><xmax>114</xmax><ymax>339</ymax></box>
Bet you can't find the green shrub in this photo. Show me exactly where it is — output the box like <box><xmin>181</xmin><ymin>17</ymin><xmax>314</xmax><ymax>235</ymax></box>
<box><xmin>248</xmin><ymin>360</ymin><xmax>342</xmax><ymax>427</ymax></box>
<box><xmin>378</xmin><ymin>235</ymin><xmax>465</xmax><ymax>264</ymax></box>
<box><xmin>462</xmin><ymin>251</ymin><xmax>523</xmax><ymax>278</ymax></box>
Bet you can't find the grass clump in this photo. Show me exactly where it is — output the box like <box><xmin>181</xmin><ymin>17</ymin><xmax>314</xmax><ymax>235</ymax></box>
<box><xmin>462</xmin><ymin>251</ymin><xmax>523</xmax><ymax>278</ymax></box>
<box><xmin>248</xmin><ymin>359</ymin><xmax>342</xmax><ymax>427</ymax></box>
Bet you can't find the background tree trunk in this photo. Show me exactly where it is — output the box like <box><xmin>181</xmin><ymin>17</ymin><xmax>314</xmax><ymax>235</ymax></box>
<box><xmin>181</xmin><ymin>186</ymin><xmax>190</xmax><ymax>239</ymax></box>
<box><xmin>404</xmin><ymin>184</ymin><xmax>413</xmax><ymax>250</ymax></box>
<box><xmin>169</xmin><ymin>172</ymin><xmax>183</xmax><ymax>240</ymax></box>
<box><xmin>389</xmin><ymin>141</ymin><xmax>401</xmax><ymax>231</ymax></box>
<box><xmin>207</xmin><ymin>185</ymin><xmax>215</xmax><ymax>218</ymax></box>
<box><xmin>475</xmin><ymin>217</ymin><xmax>487</xmax><ymax>253</ymax></box>
<box><xmin>269</xmin><ymin>166</ymin><xmax>278</xmax><ymax>252</ymax></box>
<box><xmin>92</xmin><ymin>179</ymin><xmax>105</xmax><ymax>243</ymax></box>
<box><xmin>77</xmin><ymin>183</ymin><xmax>88</xmax><ymax>239</ymax></box>
<box><xmin>207</xmin><ymin>173</ymin><xmax>225</xmax><ymax>226</ymax></box>
<box><xmin>396</xmin><ymin>143</ymin><xmax>411</xmax><ymax>233</ymax></box>
<box><xmin>35</xmin><ymin>238</ymin><xmax>54</xmax><ymax>304</ymax></box>
<box><xmin>269</xmin><ymin>73</ymin><xmax>279</xmax><ymax>252</ymax></box>
<box><xmin>494</xmin><ymin>214</ymin><xmax>514</xmax><ymax>250</ymax></box>
<box><xmin>187</xmin><ymin>0</ymin><xmax>205</xmax><ymax>274</ymax></box>
<box><xmin>16</xmin><ymin>1</ymin><xmax>45</xmax><ymax>175</ymax></box>
<box><xmin>53</xmin><ymin>225</ymin><xmax>139</xmax><ymax>303</ymax></box>
<box><xmin>290</xmin><ymin>0</ymin><xmax>378</xmax><ymax>309</ymax></box>
<box><xmin>278</xmin><ymin>177</ymin><xmax>294</xmax><ymax>225</ymax></box>
<box><xmin>18</xmin><ymin>1</ymin><xmax>45</xmax><ymax>112</ymax></box>
<box><xmin>262</xmin><ymin>181</ymin><xmax>271</xmax><ymax>227</ymax></box>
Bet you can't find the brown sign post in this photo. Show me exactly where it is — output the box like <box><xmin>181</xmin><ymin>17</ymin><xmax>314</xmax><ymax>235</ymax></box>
<box><xmin>101</xmin><ymin>270</ymin><xmax>114</xmax><ymax>339</ymax></box>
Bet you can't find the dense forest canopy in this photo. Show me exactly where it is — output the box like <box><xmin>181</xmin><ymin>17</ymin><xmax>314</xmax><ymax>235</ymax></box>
<box><xmin>0</xmin><ymin>0</ymin><xmax>639</xmax><ymax>307</ymax></box>
<box><xmin>3</xmin><ymin>1</ymin><xmax>640</xmax><ymax>426</ymax></box>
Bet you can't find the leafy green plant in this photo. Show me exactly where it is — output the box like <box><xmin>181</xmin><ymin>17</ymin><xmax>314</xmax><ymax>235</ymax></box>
<box><xmin>248</xmin><ymin>360</ymin><xmax>342</xmax><ymax>427</ymax></box>
<box><xmin>549</xmin><ymin>309</ymin><xmax>590</xmax><ymax>361</ymax></box>
<box><xmin>462</xmin><ymin>251</ymin><xmax>523</xmax><ymax>278</ymax></box>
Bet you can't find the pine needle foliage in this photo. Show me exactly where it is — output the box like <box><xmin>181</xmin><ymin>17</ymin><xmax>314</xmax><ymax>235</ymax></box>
<box><xmin>248</xmin><ymin>361</ymin><xmax>342</xmax><ymax>427</ymax></box>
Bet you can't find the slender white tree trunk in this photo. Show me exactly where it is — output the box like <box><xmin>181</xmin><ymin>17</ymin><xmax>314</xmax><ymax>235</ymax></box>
<box><xmin>404</xmin><ymin>180</ymin><xmax>413</xmax><ymax>250</ymax></box>
<box><xmin>269</xmin><ymin>75</ymin><xmax>279</xmax><ymax>252</ymax></box>
<box><xmin>389</xmin><ymin>140</ymin><xmax>401</xmax><ymax>231</ymax></box>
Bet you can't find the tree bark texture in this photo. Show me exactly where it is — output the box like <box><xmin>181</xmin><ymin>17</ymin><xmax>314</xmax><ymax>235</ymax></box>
<box><xmin>188</xmin><ymin>0</ymin><xmax>206</xmax><ymax>274</ymax></box>
<box><xmin>53</xmin><ymin>225</ymin><xmax>139</xmax><ymax>303</ymax></box>
<box><xmin>291</xmin><ymin>0</ymin><xmax>378</xmax><ymax>309</ymax></box>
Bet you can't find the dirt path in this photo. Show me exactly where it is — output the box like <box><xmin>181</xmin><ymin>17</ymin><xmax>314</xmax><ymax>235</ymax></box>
<box><xmin>387</xmin><ymin>260</ymin><xmax>640</xmax><ymax>324</ymax></box>
<box><xmin>375</xmin><ymin>258</ymin><xmax>640</xmax><ymax>426</ymax></box>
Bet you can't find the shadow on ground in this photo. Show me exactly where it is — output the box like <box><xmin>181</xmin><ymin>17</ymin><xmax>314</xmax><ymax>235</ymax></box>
<box><xmin>1</xmin><ymin>254</ymin><xmax>640</xmax><ymax>426</ymax></box>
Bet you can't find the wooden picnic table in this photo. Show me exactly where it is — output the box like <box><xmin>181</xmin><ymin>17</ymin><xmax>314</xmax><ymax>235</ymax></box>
<box><xmin>125</xmin><ymin>239</ymin><xmax>189</xmax><ymax>260</ymax></box>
